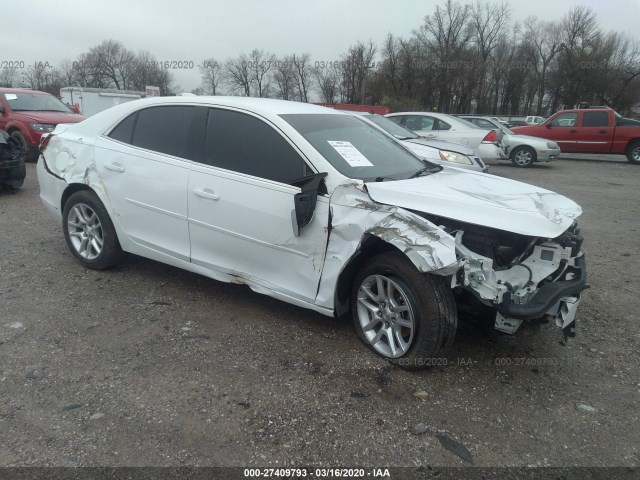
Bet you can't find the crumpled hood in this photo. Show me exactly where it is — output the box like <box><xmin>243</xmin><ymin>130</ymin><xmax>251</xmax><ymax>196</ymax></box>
<box><xmin>364</xmin><ymin>169</ymin><xmax>582</xmax><ymax>237</ymax></box>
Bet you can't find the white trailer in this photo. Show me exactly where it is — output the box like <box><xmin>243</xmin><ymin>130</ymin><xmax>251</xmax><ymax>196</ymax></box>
<box><xmin>60</xmin><ymin>87</ymin><xmax>144</xmax><ymax>117</ymax></box>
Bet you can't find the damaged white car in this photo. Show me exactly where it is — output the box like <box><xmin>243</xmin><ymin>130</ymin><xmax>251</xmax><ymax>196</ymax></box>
<box><xmin>37</xmin><ymin>97</ymin><xmax>587</xmax><ymax>369</ymax></box>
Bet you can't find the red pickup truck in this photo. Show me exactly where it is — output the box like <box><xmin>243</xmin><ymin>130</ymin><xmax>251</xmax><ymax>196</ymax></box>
<box><xmin>511</xmin><ymin>108</ymin><xmax>640</xmax><ymax>164</ymax></box>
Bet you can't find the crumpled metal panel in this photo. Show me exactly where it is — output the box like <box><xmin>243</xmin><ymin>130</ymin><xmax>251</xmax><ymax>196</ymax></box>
<box><xmin>315</xmin><ymin>183</ymin><xmax>459</xmax><ymax>309</ymax></box>
<box><xmin>365</xmin><ymin>168</ymin><xmax>582</xmax><ymax>237</ymax></box>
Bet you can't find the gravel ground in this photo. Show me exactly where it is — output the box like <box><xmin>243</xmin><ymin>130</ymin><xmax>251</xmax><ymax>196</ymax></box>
<box><xmin>0</xmin><ymin>160</ymin><xmax>639</xmax><ymax>468</ymax></box>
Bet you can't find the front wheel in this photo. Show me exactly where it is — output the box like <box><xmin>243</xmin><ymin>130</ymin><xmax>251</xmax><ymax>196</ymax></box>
<box><xmin>62</xmin><ymin>190</ymin><xmax>126</xmax><ymax>270</ymax></box>
<box><xmin>626</xmin><ymin>142</ymin><xmax>640</xmax><ymax>164</ymax></box>
<box><xmin>351</xmin><ymin>252</ymin><xmax>457</xmax><ymax>370</ymax></box>
<box><xmin>510</xmin><ymin>146</ymin><xmax>536</xmax><ymax>167</ymax></box>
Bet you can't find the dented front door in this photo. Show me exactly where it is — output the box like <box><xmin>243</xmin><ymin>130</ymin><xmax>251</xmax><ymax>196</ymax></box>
<box><xmin>188</xmin><ymin>163</ymin><xmax>330</xmax><ymax>302</ymax></box>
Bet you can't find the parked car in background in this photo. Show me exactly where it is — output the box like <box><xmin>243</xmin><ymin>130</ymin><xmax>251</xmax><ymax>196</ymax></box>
<box><xmin>0</xmin><ymin>88</ymin><xmax>85</xmax><ymax>161</ymax></box>
<box><xmin>0</xmin><ymin>130</ymin><xmax>26</xmax><ymax>189</ymax></box>
<box><xmin>37</xmin><ymin>97</ymin><xmax>587</xmax><ymax>368</ymax></box>
<box><xmin>460</xmin><ymin>115</ymin><xmax>560</xmax><ymax>168</ymax></box>
<box><xmin>351</xmin><ymin>112</ymin><xmax>487</xmax><ymax>172</ymax></box>
<box><xmin>525</xmin><ymin>115</ymin><xmax>545</xmax><ymax>125</ymax></box>
<box><xmin>512</xmin><ymin>107</ymin><xmax>640</xmax><ymax>164</ymax></box>
<box><xmin>508</xmin><ymin>119</ymin><xmax>529</xmax><ymax>127</ymax></box>
<box><xmin>385</xmin><ymin>112</ymin><xmax>506</xmax><ymax>164</ymax></box>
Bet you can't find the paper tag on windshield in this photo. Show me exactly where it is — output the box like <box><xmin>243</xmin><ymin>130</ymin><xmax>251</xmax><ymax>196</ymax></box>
<box><xmin>327</xmin><ymin>141</ymin><xmax>373</xmax><ymax>167</ymax></box>
<box><xmin>4</xmin><ymin>94</ymin><xmax>17</xmax><ymax>100</ymax></box>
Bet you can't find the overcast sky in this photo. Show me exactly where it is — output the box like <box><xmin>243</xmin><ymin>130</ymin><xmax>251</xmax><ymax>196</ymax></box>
<box><xmin>3</xmin><ymin>0</ymin><xmax>639</xmax><ymax>92</ymax></box>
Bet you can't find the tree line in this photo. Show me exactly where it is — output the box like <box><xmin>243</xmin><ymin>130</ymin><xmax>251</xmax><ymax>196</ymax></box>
<box><xmin>1</xmin><ymin>1</ymin><xmax>638</xmax><ymax>116</ymax></box>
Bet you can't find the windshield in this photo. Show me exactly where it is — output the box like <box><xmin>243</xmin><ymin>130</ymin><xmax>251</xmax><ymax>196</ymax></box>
<box><xmin>362</xmin><ymin>114</ymin><xmax>419</xmax><ymax>139</ymax></box>
<box><xmin>281</xmin><ymin>114</ymin><xmax>430</xmax><ymax>181</ymax></box>
<box><xmin>2</xmin><ymin>92</ymin><xmax>71</xmax><ymax>113</ymax></box>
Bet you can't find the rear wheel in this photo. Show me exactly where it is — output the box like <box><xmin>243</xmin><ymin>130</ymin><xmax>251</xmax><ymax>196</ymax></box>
<box><xmin>510</xmin><ymin>146</ymin><xmax>536</xmax><ymax>167</ymax></box>
<box><xmin>626</xmin><ymin>142</ymin><xmax>640</xmax><ymax>164</ymax></box>
<box><xmin>351</xmin><ymin>252</ymin><xmax>457</xmax><ymax>370</ymax></box>
<box><xmin>62</xmin><ymin>190</ymin><xmax>126</xmax><ymax>270</ymax></box>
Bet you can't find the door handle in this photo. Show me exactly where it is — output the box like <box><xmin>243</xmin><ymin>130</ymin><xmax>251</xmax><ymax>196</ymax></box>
<box><xmin>193</xmin><ymin>188</ymin><xmax>220</xmax><ymax>200</ymax></box>
<box><xmin>569</xmin><ymin>130</ymin><xmax>577</xmax><ymax>134</ymax></box>
<box><xmin>104</xmin><ymin>162</ymin><xmax>125</xmax><ymax>172</ymax></box>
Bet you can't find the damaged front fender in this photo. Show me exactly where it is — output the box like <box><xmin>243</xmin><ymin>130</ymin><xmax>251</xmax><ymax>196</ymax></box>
<box><xmin>315</xmin><ymin>182</ymin><xmax>459</xmax><ymax>310</ymax></box>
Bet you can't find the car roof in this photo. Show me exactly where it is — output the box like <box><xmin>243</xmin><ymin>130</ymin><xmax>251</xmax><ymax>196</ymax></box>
<box><xmin>121</xmin><ymin>96</ymin><xmax>343</xmax><ymax>116</ymax></box>
<box><xmin>56</xmin><ymin>96</ymin><xmax>350</xmax><ymax>137</ymax></box>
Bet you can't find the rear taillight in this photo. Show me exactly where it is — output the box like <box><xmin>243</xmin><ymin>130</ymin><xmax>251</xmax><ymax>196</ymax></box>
<box><xmin>482</xmin><ymin>130</ymin><xmax>497</xmax><ymax>143</ymax></box>
<box><xmin>40</xmin><ymin>133</ymin><xmax>54</xmax><ymax>153</ymax></box>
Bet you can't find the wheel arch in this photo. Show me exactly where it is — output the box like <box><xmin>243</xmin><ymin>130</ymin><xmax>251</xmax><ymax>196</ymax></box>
<box><xmin>625</xmin><ymin>138</ymin><xmax>640</xmax><ymax>151</ymax></box>
<box><xmin>333</xmin><ymin>235</ymin><xmax>402</xmax><ymax>318</ymax></box>
<box><xmin>332</xmin><ymin>220</ymin><xmax>459</xmax><ymax>318</ymax></box>
<box><xmin>61</xmin><ymin>183</ymin><xmax>95</xmax><ymax>212</ymax></box>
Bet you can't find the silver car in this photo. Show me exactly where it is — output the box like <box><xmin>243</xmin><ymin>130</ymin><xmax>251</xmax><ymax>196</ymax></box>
<box><xmin>461</xmin><ymin>116</ymin><xmax>561</xmax><ymax>168</ymax></box>
<box><xmin>385</xmin><ymin>112</ymin><xmax>507</xmax><ymax>165</ymax></box>
<box><xmin>352</xmin><ymin>113</ymin><xmax>487</xmax><ymax>173</ymax></box>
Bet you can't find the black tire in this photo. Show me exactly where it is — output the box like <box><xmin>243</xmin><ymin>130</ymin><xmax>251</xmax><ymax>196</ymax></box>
<box><xmin>510</xmin><ymin>146</ymin><xmax>536</xmax><ymax>168</ymax></box>
<box><xmin>62</xmin><ymin>190</ymin><xmax>126</xmax><ymax>270</ymax></box>
<box><xmin>351</xmin><ymin>252</ymin><xmax>457</xmax><ymax>370</ymax></box>
<box><xmin>626</xmin><ymin>142</ymin><xmax>640</xmax><ymax>164</ymax></box>
<box><xmin>9</xmin><ymin>161</ymin><xmax>26</xmax><ymax>188</ymax></box>
<box><xmin>9</xmin><ymin>130</ymin><xmax>31</xmax><ymax>162</ymax></box>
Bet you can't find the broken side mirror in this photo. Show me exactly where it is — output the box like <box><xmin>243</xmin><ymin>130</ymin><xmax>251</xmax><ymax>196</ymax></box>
<box><xmin>290</xmin><ymin>172</ymin><xmax>328</xmax><ymax>237</ymax></box>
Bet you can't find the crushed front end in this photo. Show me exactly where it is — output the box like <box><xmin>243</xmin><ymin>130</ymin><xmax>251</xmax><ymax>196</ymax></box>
<box><xmin>445</xmin><ymin>220</ymin><xmax>587</xmax><ymax>342</ymax></box>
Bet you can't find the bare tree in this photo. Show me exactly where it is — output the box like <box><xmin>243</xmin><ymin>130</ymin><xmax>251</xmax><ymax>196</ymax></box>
<box><xmin>313</xmin><ymin>64</ymin><xmax>340</xmax><ymax>103</ymax></box>
<box><xmin>129</xmin><ymin>51</ymin><xmax>176</xmax><ymax>95</ymax></box>
<box><xmin>414</xmin><ymin>0</ymin><xmax>473</xmax><ymax>111</ymax></box>
<box><xmin>339</xmin><ymin>40</ymin><xmax>377</xmax><ymax>104</ymax></box>
<box><xmin>471</xmin><ymin>1</ymin><xmax>511</xmax><ymax>112</ymax></box>
<box><xmin>225</xmin><ymin>54</ymin><xmax>252</xmax><ymax>96</ymax></box>
<box><xmin>273</xmin><ymin>56</ymin><xmax>297</xmax><ymax>100</ymax></box>
<box><xmin>0</xmin><ymin>67</ymin><xmax>16</xmax><ymax>87</ymax></box>
<box><xmin>90</xmin><ymin>40</ymin><xmax>136</xmax><ymax>90</ymax></box>
<box><xmin>555</xmin><ymin>6</ymin><xmax>601</xmax><ymax>107</ymax></box>
<box><xmin>21</xmin><ymin>62</ymin><xmax>59</xmax><ymax>93</ymax></box>
<box><xmin>248</xmin><ymin>49</ymin><xmax>275</xmax><ymax>97</ymax></box>
<box><xmin>523</xmin><ymin>17</ymin><xmax>562</xmax><ymax>114</ymax></box>
<box><xmin>291</xmin><ymin>53</ymin><xmax>312</xmax><ymax>102</ymax></box>
<box><xmin>200</xmin><ymin>58</ymin><xmax>222</xmax><ymax>95</ymax></box>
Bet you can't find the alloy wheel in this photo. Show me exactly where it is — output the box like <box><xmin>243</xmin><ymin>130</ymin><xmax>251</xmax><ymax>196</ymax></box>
<box><xmin>66</xmin><ymin>203</ymin><xmax>104</xmax><ymax>260</ymax></box>
<box><xmin>356</xmin><ymin>274</ymin><xmax>415</xmax><ymax>358</ymax></box>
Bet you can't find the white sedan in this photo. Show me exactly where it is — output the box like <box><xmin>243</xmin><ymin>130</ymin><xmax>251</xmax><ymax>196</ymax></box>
<box><xmin>37</xmin><ymin>97</ymin><xmax>587</xmax><ymax>369</ymax></box>
<box><xmin>349</xmin><ymin>112</ymin><xmax>487</xmax><ymax>172</ymax></box>
<box><xmin>385</xmin><ymin>111</ymin><xmax>507</xmax><ymax>164</ymax></box>
<box><xmin>460</xmin><ymin>116</ymin><xmax>560</xmax><ymax>168</ymax></box>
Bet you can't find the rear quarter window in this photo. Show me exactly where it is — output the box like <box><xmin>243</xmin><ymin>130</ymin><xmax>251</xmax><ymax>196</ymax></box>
<box><xmin>108</xmin><ymin>112</ymin><xmax>138</xmax><ymax>144</ymax></box>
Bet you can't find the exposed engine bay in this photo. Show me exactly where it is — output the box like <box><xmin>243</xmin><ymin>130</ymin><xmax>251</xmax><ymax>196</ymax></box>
<box><xmin>418</xmin><ymin>213</ymin><xmax>587</xmax><ymax>341</ymax></box>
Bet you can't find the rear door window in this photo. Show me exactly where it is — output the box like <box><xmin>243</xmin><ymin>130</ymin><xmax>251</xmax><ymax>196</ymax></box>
<box><xmin>582</xmin><ymin>111</ymin><xmax>609</xmax><ymax>127</ymax></box>
<box><xmin>130</xmin><ymin>106</ymin><xmax>196</xmax><ymax>160</ymax></box>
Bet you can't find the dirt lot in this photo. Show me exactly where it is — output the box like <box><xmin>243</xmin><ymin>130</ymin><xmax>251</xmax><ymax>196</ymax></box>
<box><xmin>1</xmin><ymin>159</ymin><xmax>639</xmax><ymax>469</ymax></box>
